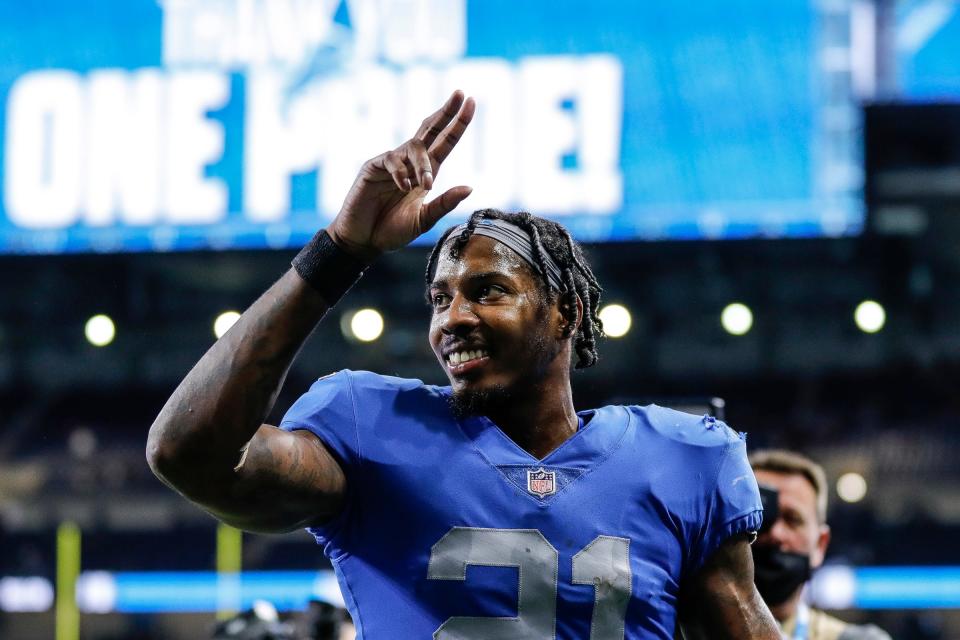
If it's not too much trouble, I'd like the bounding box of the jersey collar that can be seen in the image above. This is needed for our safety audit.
[456,404,631,470]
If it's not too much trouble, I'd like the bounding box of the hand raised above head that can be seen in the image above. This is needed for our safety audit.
[328,90,476,262]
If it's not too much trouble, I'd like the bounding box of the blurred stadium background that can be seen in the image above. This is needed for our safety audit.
[2,0,960,637]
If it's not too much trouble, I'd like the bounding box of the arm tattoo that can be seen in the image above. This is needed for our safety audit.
[147,269,345,532]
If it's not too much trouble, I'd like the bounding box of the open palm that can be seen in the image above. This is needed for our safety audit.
[328,91,476,260]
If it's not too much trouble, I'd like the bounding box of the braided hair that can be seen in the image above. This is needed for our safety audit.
[425,209,604,369]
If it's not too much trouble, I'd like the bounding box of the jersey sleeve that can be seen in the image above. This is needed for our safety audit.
[691,432,763,574]
[279,369,361,472]
[278,370,364,549]
[278,370,430,550]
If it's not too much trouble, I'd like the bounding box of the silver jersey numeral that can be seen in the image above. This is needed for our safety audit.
[428,527,559,639]
[428,528,632,640]
[572,536,632,639]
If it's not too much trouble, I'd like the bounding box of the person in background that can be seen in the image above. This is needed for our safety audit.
[750,449,892,640]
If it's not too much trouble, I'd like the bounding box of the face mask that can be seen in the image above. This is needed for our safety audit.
[751,545,812,606]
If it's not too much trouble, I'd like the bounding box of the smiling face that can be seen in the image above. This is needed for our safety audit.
[428,235,569,415]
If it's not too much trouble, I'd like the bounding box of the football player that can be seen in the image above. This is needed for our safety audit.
[148,91,780,639]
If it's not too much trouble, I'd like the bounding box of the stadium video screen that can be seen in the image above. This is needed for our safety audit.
[896,0,960,99]
[0,0,863,254]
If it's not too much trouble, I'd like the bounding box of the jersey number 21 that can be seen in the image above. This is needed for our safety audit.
[428,527,632,639]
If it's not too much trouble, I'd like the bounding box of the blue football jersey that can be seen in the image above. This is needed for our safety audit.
[280,370,762,639]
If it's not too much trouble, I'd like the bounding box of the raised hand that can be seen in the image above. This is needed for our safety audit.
[327,90,476,261]
[148,96,475,537]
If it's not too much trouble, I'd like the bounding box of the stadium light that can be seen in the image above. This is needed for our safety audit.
[347,309,384,342]
[213,311,241,339]
[836,472,868,503]
[810,565,856,610]
[0,576,54,612]
[84,314,115,347]
[854,300,885,333]
[721,303,753,336]
[598,304,632,338]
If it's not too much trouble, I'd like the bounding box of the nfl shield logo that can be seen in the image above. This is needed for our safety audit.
[527,467,556,498]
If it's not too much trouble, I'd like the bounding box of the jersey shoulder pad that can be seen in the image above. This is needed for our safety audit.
[629,404,745,449]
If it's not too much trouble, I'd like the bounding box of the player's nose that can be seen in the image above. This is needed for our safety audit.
[441,292,480,335]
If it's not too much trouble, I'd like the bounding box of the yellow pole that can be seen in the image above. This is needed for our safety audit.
[216,523,243,619]
[55,522,81,640]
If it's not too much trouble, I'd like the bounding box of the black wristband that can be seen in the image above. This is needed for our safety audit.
[292,230,369,305]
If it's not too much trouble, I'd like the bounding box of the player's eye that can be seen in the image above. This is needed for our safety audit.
[431,293,451,308]
[477,285,505,300]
